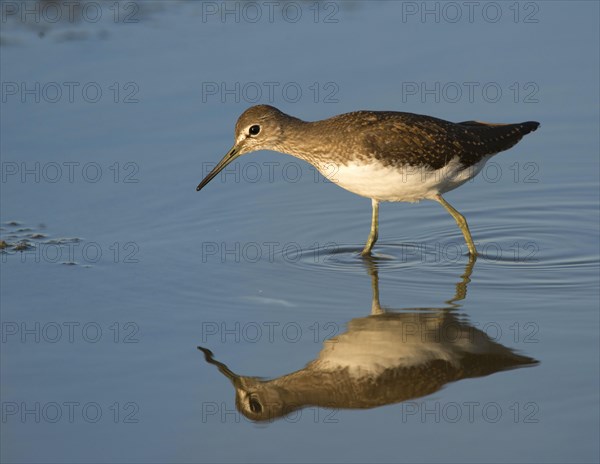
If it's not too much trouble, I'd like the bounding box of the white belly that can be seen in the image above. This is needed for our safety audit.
[317,156,492,202]
[313,314,486,377]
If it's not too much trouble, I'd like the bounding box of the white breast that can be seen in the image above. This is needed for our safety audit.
[317,156,493,202]
[313,315,482,377]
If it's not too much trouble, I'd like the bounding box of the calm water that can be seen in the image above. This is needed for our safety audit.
[1,1,599,463]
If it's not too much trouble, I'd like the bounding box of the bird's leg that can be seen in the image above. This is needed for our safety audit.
[435,194,477,256]
[361,199,379,257]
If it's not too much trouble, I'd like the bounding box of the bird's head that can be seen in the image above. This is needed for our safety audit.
[196,105,288,191]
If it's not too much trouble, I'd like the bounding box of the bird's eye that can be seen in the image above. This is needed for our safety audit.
[248,396,262,413]
[249,125,260,136]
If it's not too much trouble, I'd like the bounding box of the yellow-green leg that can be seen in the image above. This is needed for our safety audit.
[361,199,379,256]
[435,194,477,256]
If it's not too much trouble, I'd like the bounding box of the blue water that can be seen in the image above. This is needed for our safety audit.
[1,1,598,463]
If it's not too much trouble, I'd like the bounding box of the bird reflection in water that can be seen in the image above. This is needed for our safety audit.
[198,257,538,422]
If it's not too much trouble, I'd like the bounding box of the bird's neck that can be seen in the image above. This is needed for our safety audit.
[275,117,339,167]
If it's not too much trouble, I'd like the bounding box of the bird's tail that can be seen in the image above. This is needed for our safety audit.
[457,120,540,155]
[459,120,540,133]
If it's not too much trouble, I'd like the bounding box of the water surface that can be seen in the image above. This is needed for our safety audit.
[1,2,598,463]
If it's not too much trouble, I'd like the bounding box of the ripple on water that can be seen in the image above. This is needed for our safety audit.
[286,241,473,274]
[277,225,598,297]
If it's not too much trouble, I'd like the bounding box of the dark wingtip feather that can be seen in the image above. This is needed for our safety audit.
[522,121,540,133]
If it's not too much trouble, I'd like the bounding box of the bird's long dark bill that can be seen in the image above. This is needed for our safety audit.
[196,146,239,191]
[197,346,238,383]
